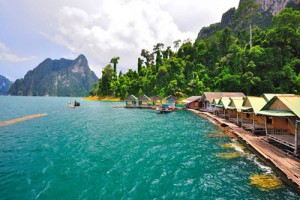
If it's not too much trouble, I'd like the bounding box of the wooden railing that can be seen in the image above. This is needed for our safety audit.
[267,129,290,135]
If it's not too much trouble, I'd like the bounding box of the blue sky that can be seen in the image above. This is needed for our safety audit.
[0,0,239,81]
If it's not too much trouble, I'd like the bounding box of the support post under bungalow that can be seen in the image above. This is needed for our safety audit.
[241,111,243,127]
[237,112,239,126]
[295,120,299,154]
[265,116,268,136]
[252,113,255,133]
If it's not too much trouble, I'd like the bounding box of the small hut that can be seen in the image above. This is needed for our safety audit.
[227,97,244,124]
[165,95,177,105]
[200,92,245,112]
[152,95,162,106]
[215,97,231,119]
[259,96,300,154]
[138,94,151,107]
[182,96,201,109]
[238,96,267,133]
[125,95,138,107]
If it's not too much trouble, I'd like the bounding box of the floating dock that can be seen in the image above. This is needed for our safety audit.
[188,109,300,188]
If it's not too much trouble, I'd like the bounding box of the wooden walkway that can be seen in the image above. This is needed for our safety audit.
[188,109,300,188]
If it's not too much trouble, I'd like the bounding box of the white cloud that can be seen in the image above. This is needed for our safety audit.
[0,42,36,62]
[50,0,197,75]
[0,0,240,78]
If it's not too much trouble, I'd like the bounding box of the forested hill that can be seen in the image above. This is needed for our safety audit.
[197,0,300,40]
[91,7,300,99]
[9,55,98,97]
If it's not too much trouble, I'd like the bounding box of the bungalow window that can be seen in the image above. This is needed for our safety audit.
[246,113,250,118]
[267,117,272,124]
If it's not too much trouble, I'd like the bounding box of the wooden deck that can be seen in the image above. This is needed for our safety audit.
[268,134,296,149]
[188,109,300,188]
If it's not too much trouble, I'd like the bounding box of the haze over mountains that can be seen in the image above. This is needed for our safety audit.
[8,55,98,97]
[0,75,12,95]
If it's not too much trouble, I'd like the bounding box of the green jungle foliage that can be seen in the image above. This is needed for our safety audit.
[91,8,300,99]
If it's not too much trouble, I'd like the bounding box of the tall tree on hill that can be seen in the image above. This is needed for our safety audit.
[141,49,154,67]
[101,64,115,97]
[173,40,181,52]
[137,57,143,73]
[153,43,164,72]
[110,57,120,75]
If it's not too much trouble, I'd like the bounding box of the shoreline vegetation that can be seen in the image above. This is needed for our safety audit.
[84,95,186,105]
[84,96,121,102]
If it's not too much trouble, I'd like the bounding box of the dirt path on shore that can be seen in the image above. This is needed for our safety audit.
[0,114,47,127]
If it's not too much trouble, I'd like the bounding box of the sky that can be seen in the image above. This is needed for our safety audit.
[0,0,240,81]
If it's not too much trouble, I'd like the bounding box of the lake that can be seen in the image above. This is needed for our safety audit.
[0,96,299,199]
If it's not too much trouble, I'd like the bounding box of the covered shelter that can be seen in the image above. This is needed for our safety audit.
[238,96,267,133]
[259,96,300,154]
[125,95,138,107]
[215,97,231,119]
[211,98,220,114]
[227,97,244,124]
[182,96,201,109]
[165,95,176,105]
[200,92,245,113]
[152,95,162,106]
[138,94,151,107]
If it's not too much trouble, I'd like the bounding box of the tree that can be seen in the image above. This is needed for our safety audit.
[173,40,181,52]
[101,64,115,96]
[110,57,120,74]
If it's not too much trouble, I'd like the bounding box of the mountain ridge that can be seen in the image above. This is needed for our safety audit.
[9,54,98,97]
[197,0,300,40]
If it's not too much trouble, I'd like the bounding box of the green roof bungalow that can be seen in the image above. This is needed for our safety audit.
[215,97,231,119]
[165,95,176,105]
[200,92,245,113]
[152,95,162,106]
[138,94,151,107]
[125,95,138,107]
[227,97,244,124]
[211,98,220,114]
[263,93,295,101]
[259,96,300,154]
[182,96,201,109]
[238,96,267,134]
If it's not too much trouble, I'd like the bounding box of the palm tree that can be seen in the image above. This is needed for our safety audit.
[110,57,120,74]
[173,40,181,52]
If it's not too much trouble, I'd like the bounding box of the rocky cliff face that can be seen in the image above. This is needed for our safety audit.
[9,54,98,97]
[197,0,300,40]
[254,0,300,15]
[0,75,12,95]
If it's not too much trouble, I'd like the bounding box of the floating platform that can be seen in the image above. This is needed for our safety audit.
[188,109,300,189]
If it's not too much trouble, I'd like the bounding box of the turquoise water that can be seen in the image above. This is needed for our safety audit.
[0,96,299,199]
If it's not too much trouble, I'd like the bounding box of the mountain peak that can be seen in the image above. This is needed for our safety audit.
[9,55,98,97]
[197,0,300,40]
